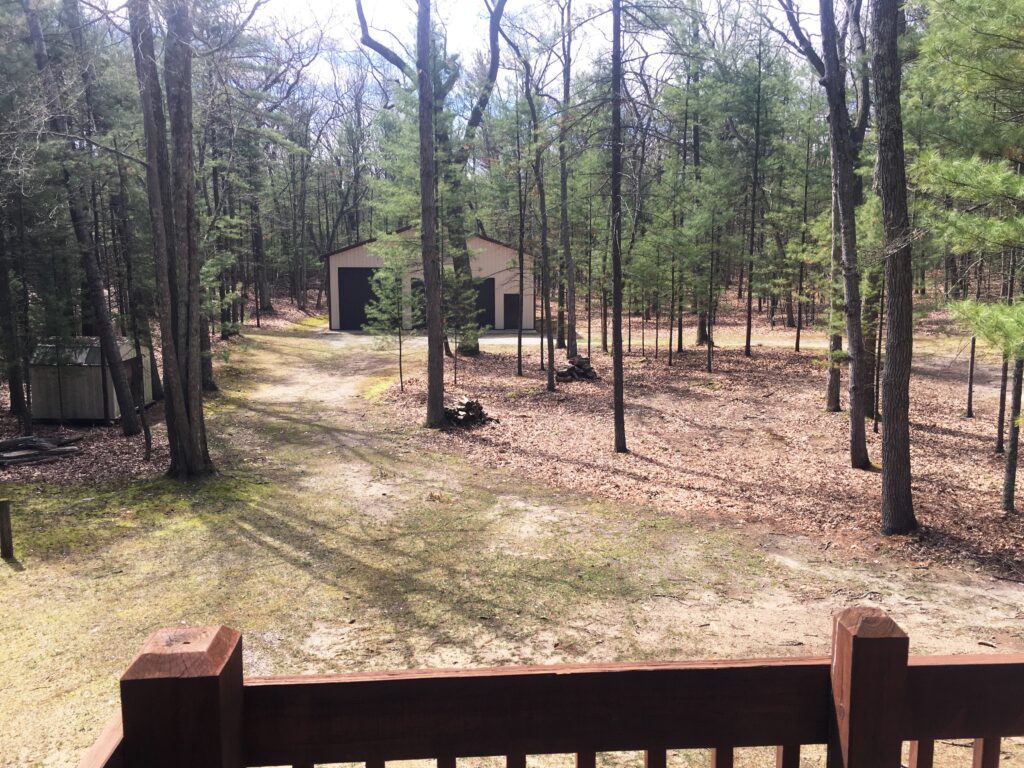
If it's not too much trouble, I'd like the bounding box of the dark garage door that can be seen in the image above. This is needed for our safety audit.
[475,277,496,329]
[338,267,376,330]
[503,293,521,330]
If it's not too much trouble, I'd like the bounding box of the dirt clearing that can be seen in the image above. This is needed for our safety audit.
[1,317,1022,766]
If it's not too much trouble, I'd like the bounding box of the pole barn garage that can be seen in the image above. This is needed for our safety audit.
[322,232,536,333]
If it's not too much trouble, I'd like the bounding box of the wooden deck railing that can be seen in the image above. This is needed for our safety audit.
[77,607,1024,768]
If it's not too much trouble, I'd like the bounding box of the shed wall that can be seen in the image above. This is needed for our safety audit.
[30,349,154,422]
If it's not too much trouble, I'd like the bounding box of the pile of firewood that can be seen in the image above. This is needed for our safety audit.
[444,397,497,427]
[556,355,599,383]
[0,435,82,468]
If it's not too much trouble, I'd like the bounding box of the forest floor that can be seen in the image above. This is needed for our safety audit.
[388,299,1024,578]
[1,302,1023,767]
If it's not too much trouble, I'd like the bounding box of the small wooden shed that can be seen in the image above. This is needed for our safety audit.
[30,337,155,422]
[322,230,536,332]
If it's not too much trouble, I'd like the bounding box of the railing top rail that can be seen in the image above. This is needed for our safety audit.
[243,654,834,687]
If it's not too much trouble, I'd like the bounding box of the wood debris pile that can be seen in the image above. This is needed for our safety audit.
[444,397,497,427]
[0,435,83,467]
[556,355,599,383]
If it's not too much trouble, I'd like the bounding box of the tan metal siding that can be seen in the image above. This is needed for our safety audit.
[326,235,534,331]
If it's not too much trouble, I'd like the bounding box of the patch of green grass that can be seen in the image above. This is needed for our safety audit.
[360,374,400,401]
[4,473,272,561]
[294,313,328,329]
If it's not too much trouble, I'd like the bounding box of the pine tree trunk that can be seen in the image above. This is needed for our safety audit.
[872,0,917,533]
[516,48,556,392]
[611,0,626,452]
[744,34,763,358]
[0,226,28,425]
[129,0,212,477]
[821,0,869,467]
[1004,358,1024,511]
[559,3,577,358]
[997,251,1016,452]
[862,263,883,416]
[417,0,445,427]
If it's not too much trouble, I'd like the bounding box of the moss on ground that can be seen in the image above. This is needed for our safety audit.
[4,473,271,561]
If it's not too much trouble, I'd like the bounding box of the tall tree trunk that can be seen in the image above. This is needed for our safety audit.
[1005,358,1024,511]
[251,194,273,314]
[862,262,883,417]
[114,140,154,459]
[872,0,917,533]
[796,131,811,352]
[822,0,870,468]
[559,0,577,358]
[744,30,763,358]
[512,43,556,391]
[611,0,627,452]
[166,0,213,473]
[129,0,212,477]
[997,251,1015,453]
[0,225,28,427]
[826,185,843,412]
[966,259,982,416]
[515,83,527,378]
[417,0,445,427]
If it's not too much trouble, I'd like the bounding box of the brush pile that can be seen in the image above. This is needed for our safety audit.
[556,355,599,383]
[444,397,497,427]
[0,435,83,467]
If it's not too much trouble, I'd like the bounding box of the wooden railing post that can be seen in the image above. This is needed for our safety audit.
[828,607,908,768]
[119,626,243,768]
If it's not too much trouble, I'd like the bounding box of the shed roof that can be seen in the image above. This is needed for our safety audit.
[31,337,139,366]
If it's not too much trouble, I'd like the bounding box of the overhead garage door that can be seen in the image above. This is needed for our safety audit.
[475,277,496,329]
[338,267,376,330]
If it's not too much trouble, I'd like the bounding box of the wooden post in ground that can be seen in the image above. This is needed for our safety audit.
[0,499,12,560]
[828,607,908,768]
[119,626,243,768]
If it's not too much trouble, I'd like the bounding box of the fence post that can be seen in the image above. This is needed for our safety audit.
[1,499,13,560]
[828,607,908,768]
[119,626,243,768]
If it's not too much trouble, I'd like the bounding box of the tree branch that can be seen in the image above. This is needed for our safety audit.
[354,0,414,81]
[776,0,825,75]
[451,0,508,168]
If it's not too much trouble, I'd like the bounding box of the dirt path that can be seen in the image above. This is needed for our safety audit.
[1,322,1022,766]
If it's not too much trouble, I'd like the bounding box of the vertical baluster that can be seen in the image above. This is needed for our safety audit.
[507,754,527,768]
[711,747,733,768]
[576,751,596,768]
[645,748,667,768]
[909,741,934,768]
[775,744,800,768]
[973,738,1001,768]
[367,760,385,768]
[438,756,457,768]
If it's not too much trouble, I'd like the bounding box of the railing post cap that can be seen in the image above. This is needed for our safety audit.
[122,625,241,682]
[833,607,907,640]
